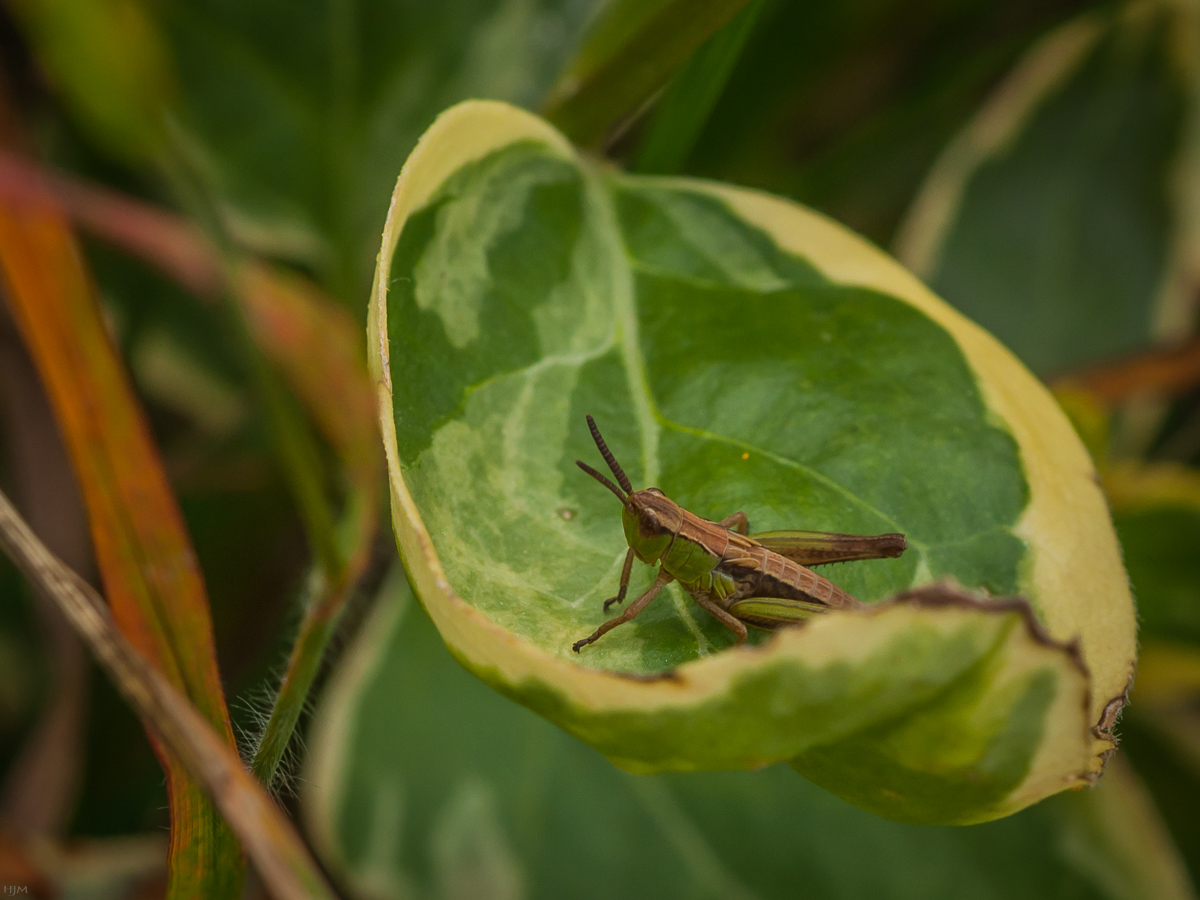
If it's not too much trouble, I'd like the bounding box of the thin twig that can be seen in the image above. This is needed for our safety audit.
[0,488,338,900]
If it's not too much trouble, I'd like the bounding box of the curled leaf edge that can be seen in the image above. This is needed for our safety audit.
[367,99,1133,817]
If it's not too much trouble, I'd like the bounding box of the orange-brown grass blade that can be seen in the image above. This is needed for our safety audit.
[0,154,379,492]
[0,488,337,900]
[0,152,379,484]
[1055,334,1200,408]
[0,149,220,298]
[0,150,383,787]
[0,188,244,897]
[234,262,380,515]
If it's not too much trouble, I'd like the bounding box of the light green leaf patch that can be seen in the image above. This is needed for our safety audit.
[369,101,1136,824]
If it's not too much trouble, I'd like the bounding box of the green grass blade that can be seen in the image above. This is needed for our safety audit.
[543,0,753,147]
[255,362,344,581]
[252,577,340,786]
[634,0,762,174]
[252,488,376,788]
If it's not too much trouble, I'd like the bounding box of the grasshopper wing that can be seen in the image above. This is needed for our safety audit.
[750,530,906,566]
[727,597,830,630]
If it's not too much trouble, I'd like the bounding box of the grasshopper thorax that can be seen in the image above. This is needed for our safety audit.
[621,489,683,564]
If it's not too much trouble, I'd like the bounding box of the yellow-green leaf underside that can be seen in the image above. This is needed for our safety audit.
[304,580,1189,900]
[367,100,1136,824]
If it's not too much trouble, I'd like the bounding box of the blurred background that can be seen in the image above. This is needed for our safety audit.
[1,0,1199,897]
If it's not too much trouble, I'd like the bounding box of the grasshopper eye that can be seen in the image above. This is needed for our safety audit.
[638,508,661,536]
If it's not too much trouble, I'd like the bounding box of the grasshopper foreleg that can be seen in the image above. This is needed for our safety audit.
[718,511,749,534]
[692,593,748,644]
[603,548,637,611]
[574,569,674,653]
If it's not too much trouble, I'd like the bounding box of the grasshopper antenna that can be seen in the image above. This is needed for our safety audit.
[576,461,628,503]
[586,415,634,494]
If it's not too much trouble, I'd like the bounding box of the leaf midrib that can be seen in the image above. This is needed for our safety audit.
[586,165,712,653]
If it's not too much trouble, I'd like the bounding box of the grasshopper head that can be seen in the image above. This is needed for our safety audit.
[622,489,682,563]
[576,415,681,564]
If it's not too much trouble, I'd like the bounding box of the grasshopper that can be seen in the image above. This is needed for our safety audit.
[573,415,907,652]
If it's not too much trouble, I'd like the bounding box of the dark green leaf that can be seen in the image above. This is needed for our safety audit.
[685,0,1081,246]
[897,6,1192,374]
[1115,504,1200,645]
[633,0,763,174]
[160,0,596,304]
[543,0,753,147]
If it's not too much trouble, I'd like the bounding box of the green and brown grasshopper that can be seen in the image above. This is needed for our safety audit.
[573,415,907,652]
